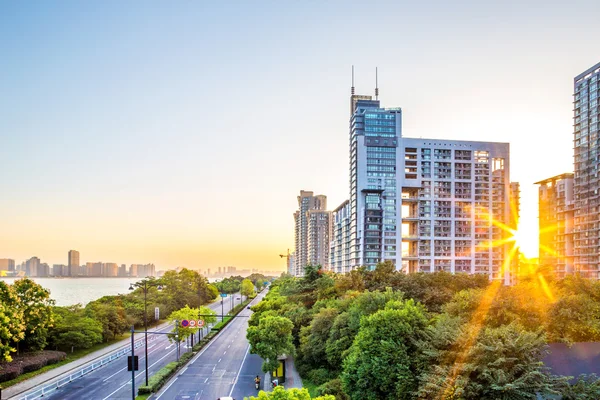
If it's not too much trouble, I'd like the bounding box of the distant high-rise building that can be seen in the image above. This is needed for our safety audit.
[293,191,328,276]
[0,259,15,272]
[52,264,68,276]
[118,264,127,277]
[68,250,80,277]
[132,263,155,278]
[329,88,513,283]
[307,209,331,268]
[288,252,295,275]
[103,263,118,277]
[38,263,50,277]
[573,62,600,278]
[25,257,40,277]
[218,266,222,275]
[536,173,575,278]
[88,262,103,276]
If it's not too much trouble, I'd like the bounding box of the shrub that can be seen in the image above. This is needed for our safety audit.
[0,363,22,383]
[316,379,349,400]
[308,368,333,385]
[137,361,178,394]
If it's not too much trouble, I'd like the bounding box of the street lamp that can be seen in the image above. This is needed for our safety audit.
[129,279,163,386]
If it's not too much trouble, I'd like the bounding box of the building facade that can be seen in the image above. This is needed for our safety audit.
[0,259,15,271]
[573,62,600,279]
[293,191,328,276]
[25,257,40,277]
[307,210,331,268]
[329,93,514,283]
[68,250,80,277]
[536,173,575,278]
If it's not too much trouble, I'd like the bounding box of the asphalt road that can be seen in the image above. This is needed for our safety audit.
[154,291,267,400]
[42,296,239,400]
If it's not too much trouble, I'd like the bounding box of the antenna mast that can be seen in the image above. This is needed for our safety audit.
[375,67,379,100]
[351,65,355,95]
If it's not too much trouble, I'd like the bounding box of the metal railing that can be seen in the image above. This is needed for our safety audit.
[15,334,158,400]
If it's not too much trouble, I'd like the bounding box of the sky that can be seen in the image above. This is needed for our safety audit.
[1,1,599,271]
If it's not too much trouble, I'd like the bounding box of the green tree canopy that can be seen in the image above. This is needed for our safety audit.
[12,278,55,351]
[167,305,216,343]
[244,386,334,400]
[247,315,295,373]
[341,299,429,400]
[241,278,256,299]
[0,281,25,362]
[49,305,103,350]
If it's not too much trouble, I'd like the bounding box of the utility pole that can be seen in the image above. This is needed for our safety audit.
[130,326,135,400]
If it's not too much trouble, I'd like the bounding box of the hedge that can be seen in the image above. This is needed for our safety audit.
[0,351,66,383]
[137,362,178,394]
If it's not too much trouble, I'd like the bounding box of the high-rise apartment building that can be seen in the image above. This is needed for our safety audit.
[52,264,68,276]
[293,191,329,276]
[536,173,575,278]
[573,62,600,278]
[68,250,80,277]
[307,210,331,269]
[330,90,514,283]
[0,259,15,271]
[103,263,118,277]
[25,257,40,277]
[132,263,156,278]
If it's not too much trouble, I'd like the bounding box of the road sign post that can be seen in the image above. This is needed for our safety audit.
[154,307,159,321]
[220,293,227,322]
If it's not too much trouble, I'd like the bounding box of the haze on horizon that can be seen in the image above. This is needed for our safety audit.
[1,1,599,270]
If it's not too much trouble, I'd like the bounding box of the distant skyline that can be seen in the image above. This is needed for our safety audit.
[2,1,599,269]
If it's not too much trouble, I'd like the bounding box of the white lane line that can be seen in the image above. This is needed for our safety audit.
[156,374,178,400]
[102,348,176,400]
[224,351,227,355]
[229,344,250,396]
[228,344,231,348]
[204,377,209,383]
[180,366,188,374]
[218,358,221,363]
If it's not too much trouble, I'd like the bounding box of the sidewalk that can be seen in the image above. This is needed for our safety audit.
[3,322,171,399]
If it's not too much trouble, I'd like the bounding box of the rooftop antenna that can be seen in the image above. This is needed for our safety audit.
[351,65,355,95]
[375,67,379,100]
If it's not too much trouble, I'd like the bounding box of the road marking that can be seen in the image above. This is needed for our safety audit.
[156,375,178,400]
[102,348,176,400]
[224,351,227,355]
[204,377,209,383]
[218,358,221,363]
[228,344,231,348]
[229,344,250,396]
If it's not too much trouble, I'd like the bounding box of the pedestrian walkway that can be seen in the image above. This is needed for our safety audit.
[261,355,303,393]
[3,322,170,399]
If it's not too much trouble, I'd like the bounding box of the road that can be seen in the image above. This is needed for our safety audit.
[154,290,267,400]
[41,295,240,400]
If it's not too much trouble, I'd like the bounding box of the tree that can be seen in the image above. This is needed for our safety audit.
[49,305,103,350]
[12,278,55,351]
[0,281,25,362]
[547,294,600,343]
[85,297,129,341]
[418,322,561,400]
[167,305,216,343]
[558,374,600,400]
[244,386,335,400]
[247,316,295,373]
[341,299,429,400]
[241,279,256,300]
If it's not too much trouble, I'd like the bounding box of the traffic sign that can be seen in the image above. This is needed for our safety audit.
[197,320,204,327]
[189,320,196,327]
[127,355,139,371]
[181,320,189,327]
[220,293,227,297]
[154,307,160,320]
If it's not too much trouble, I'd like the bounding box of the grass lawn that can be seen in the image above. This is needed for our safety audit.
[136,394,151,400]
[0,332,130,388]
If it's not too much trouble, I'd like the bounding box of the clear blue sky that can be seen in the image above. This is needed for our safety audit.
[1,1,599,269]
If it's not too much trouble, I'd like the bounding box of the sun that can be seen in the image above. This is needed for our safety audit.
[509,225,538,259]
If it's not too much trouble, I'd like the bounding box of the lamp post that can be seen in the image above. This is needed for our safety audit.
[129,279,162,386]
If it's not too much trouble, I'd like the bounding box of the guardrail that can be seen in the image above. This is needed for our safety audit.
[15,334,159,400]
